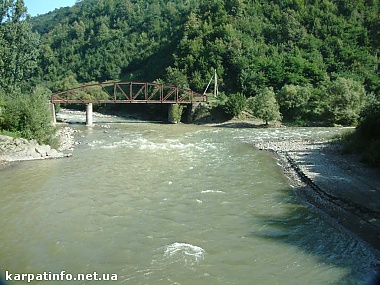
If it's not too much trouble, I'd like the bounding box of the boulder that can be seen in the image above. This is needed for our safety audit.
[14,138,28,146]
[26,146,42,159]
[0,135,13,142]
[35,145,51,157]
[47,148,63,158]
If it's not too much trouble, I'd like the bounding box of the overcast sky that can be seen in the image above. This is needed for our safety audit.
[24,0,77,16]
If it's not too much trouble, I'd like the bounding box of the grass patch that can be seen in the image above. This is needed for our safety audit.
[0,130,20,139]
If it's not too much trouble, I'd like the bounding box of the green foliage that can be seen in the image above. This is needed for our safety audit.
[0,0,40,92]
[168,104,183,123]
[338,96,380,167]
[25,0,379,99]
[0,91,5,127]
[357,98,380,140]
[11,0,377,127]
[223,92,247,118]
[0,1,56,146]
[53,74,79,93]
[0,130,21,139]
[360,140,380,167]
[215,92,228,106]
[277,84,312,121]
[1,86,56,145]
[80,83,109,101]
[164,67,189,89]
[251,87,282,125]
[326,77,366,125]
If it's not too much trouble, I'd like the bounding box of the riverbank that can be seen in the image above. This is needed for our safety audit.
[253,139,380,251]
[0,127,78,164]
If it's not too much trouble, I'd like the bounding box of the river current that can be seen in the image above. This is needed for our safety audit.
[0,113,378,285]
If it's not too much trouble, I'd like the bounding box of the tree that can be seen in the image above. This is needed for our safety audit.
[223,92,247,118]
[326,77,366,125]
[252,87,282,125]
[0,0,40,92]
[164,67,189,89]
[277,84,312,121]
[0,1,56,146]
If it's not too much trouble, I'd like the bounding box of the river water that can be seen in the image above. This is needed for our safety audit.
[0,113,378,285]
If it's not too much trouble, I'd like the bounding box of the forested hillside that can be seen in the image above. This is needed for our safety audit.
[32,0,379,89]
[29,0,380,124]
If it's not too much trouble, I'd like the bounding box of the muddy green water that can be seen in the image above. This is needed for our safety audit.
[0,118,378,285]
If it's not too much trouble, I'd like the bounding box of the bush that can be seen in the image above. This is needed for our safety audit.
[276,84,312,121]
[326,78,366,125]
[1,86,56,145]
[357,100,380,140]
[168,104,183,123]
[361,140,380,167]
[223,92,247,118]
[338,97,380,167]
[251,87,282,125]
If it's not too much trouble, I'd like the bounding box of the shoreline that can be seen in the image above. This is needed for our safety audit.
[253,139,380,252]
[0,127,78,164]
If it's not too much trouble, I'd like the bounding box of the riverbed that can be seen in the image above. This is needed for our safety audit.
[0,116,378,284]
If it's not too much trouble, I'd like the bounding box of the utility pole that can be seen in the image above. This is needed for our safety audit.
[203,69,218,97]
[214,69,218,97]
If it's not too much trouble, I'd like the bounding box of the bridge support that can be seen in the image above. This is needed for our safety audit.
[184,103,200,123]
[86,103,93,126]
[49,103,56,125]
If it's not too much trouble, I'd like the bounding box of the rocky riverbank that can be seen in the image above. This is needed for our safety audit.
[253,139,380,251]
[0,127,78,164]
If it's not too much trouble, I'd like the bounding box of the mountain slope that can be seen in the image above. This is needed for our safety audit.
[30,0,379,96]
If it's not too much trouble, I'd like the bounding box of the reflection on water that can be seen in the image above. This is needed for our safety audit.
[0,121,378,285]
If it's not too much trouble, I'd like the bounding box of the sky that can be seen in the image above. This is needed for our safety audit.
[23,0,77,17]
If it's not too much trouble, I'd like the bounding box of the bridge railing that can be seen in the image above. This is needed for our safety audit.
[50,81,208,104]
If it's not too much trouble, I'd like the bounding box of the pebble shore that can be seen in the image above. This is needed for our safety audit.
[253,138,380,251]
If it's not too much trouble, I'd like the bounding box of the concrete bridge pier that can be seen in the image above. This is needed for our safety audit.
[86,103,93,126]
[49,103,56,125]
[185,103,200,123]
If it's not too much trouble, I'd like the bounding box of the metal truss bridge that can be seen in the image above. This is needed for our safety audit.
[50,81,208,104]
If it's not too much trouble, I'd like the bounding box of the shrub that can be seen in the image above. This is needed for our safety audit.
[251,87,282,125]
[357,100,380,140]
[223,92,247,118]
[1,87,56,145]
[168,104,183,123]
[276,84,312,121]
[326,78,366,125]
[338,96,380,167]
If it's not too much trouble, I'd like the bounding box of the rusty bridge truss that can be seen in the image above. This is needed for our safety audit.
[50,81,208,104]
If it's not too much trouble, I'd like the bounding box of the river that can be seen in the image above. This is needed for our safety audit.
[0,113,378,285]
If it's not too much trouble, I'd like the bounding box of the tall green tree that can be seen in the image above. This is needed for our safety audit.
[277,84,312,121]
[326,77,366,125]
[252,87,282,125]
[0,1,55,145]
[0,0,40,92]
